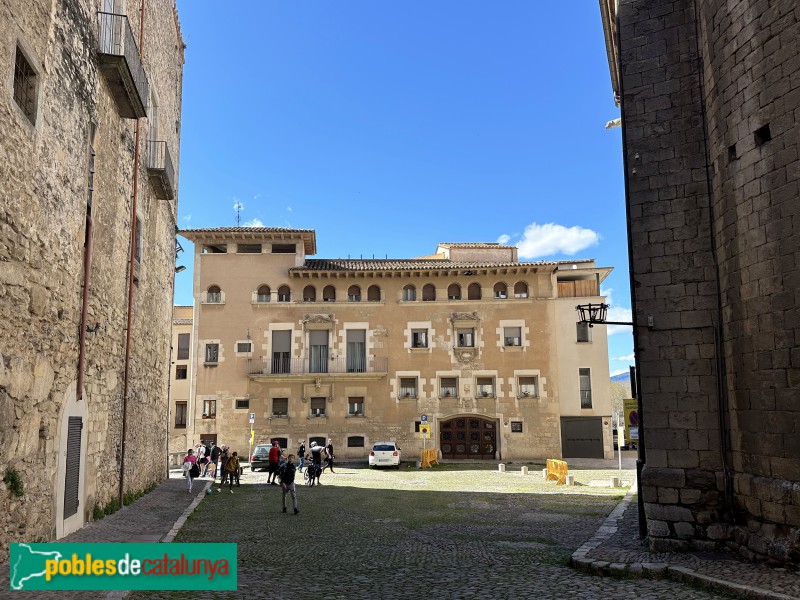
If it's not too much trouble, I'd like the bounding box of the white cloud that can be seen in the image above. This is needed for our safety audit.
[243,218,264,227]
[513,222,600,259]
[253,193,262,200]
[607,306,633,336]
[614,353,635,361]
[286,206,293,212]
[496,234,510,245]
[181,213,191,224]
[610,368,629,377]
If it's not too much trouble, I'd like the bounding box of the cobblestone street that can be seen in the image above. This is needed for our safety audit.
[130,463,731,600]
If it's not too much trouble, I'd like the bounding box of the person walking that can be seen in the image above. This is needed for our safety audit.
[309,441,324,486]
[323,438,336,474]
[201,442,213,477]
[183,448,199,494]
[218,446,230,491]
[225,451,241,494]
[297,440,306,472]
[278,454,299,515]
[208,442,222,478]
[266,441,283,485]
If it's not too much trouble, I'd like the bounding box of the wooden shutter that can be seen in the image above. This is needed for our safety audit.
[64,416,82,518]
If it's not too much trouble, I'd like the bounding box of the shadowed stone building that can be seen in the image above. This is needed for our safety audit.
[600,0,799,563]
[180,227,614,463]
[0,0,184,554]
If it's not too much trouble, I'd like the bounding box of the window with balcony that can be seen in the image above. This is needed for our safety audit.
[411,329,428,349]
[174,401,187,428]
[348,285,361,302]
[367,285,381,302]
[235,399,250,409]
[202,399,216,418]
[447,283,461,300]
[310,397,326,417]
[440,377,458,398]
[348,397,364,416]
[476,377,494,398]
[177,332,190,359]
[309,330,329,373]
[400,377,418,398]
[175,365,187,380]
[467,282,481,300]
[272,330,291,374]
[204,343,219,364]
[514,281,529,298]
[493,282,508,299]
[577,322,592,343]
[256,285,271,303]
[518,376,538,398]
[206,285,222,304]
[422,284,436,301]
[346,330,366,372]
[272,398,288,417]
[504,327,522,347]
[323,285,336,302]
[579,368,592,408]
[303,285,317,302]
[13,46,37,125]
[402,284,416,301]
[277,285,291,302]
[457,328,474,348]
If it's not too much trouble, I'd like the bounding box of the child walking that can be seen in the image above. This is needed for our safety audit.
[225,451,240,493]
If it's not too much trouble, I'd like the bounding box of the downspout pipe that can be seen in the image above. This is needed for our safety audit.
[76,213,93,401]
[119,0,147,508]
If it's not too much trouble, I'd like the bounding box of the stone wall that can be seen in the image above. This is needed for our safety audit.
[616,0,800,564]
[0,0,183,559]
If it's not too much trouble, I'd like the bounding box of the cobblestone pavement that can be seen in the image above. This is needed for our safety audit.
[574,481,800,600]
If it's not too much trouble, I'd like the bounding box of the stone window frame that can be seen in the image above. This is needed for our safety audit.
[235,398,250,410]
[12,43,40,126]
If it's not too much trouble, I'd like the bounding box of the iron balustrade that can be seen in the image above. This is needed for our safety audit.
[247,356,388,376]
[146,141,175,200]
[97,12,149,118]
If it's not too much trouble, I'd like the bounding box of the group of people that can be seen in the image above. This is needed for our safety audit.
[183,441,242,494]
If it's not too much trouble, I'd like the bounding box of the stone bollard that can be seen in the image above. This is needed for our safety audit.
[542,468,548,479]
[610,476,620,488]
[499,463,506,472]
[565,474,575,486]
[521,466,528,475]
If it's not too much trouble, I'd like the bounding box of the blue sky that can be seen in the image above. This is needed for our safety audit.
[173,0,635,375]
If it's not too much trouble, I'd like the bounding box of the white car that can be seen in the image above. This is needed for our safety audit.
[369,442,401,469]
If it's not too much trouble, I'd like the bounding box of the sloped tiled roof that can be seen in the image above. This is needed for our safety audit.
[437,242,511,248]
[291,258,558,273]
[179,227,316,254]
[181,227,314,234]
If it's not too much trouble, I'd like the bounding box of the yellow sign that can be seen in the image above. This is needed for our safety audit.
[419,424,431,439]
[623,398,639,444]
[249,430,254,444]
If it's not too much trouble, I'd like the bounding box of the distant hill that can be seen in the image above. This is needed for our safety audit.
[610,371,631,383]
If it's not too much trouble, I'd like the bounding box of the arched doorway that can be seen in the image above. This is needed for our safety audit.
[439,416,496,459]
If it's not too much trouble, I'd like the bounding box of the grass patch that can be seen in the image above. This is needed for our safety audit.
[3,466,24,497]
[93,482,159,521]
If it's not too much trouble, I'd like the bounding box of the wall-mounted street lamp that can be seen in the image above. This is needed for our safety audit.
[175,265,186,273]
[576,302,653,329]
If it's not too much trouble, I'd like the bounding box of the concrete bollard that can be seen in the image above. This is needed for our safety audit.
[521,466,528,475]
[498,463,506,472]
[542,468,548,478]
[610,476,620,488]
[565,474,575,486]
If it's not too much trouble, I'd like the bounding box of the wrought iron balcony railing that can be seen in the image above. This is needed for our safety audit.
[147,141,176,200]
[97,12,149,119]
[247,356,388,376]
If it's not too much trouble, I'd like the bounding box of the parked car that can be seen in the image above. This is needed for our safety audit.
[369,442,401,469]
[250,444,271,471]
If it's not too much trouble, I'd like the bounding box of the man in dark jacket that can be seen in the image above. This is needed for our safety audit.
[209,443,222,480]
[266,441,283,485]
[279,455,299,515]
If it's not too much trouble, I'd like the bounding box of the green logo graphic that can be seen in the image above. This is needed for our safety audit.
[9,543,237,591]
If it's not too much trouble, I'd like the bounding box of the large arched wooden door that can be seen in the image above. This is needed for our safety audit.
[439,416,496,459]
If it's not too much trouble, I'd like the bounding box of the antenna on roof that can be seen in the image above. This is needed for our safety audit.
[234,201,243,226]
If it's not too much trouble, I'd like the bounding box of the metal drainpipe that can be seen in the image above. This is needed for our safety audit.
[76,214,93,402]
[119,0,147,508]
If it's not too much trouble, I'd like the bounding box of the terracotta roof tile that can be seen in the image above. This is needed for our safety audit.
[290,258,557,272]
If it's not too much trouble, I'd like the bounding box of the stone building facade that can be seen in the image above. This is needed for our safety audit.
[168,306,193,456]
[180,227,613,463]
[600,0,799,563]
[0,0,184,555]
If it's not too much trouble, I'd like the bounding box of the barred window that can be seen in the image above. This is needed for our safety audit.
[13,47,37,124]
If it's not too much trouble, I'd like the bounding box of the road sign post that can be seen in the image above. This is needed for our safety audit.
[248,413,255,469]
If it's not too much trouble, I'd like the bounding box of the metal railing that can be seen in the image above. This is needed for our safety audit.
[97,12,149,114]
[247,355,388,376]
[147,140,175,199]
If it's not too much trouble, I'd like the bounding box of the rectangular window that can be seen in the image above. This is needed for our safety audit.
[347,436,365,448]
[511,421,523,433]
[205,343,219,363]
[202,244,227,254]
[177,333,190,360]
[518,376,538,398]
[236,341,252,353]
[237,244,261,253]
[175,365,187,380]
[134,216,143,264]
[504,327,521,347]
[476,377,494,397]
[13,47,37,124]
[235,399,249,409]
[346,330,366,372]
[272,243,296,254]
[411,329,428,348]
[579,368,592,408]
[348,397,364,416]
[202,399,216,418]
[440,377,458,398]
[272,330,291,374]
[400,377,418,398]
[457,328,474,347]
[309,330,329,373]
[272,398,288,417]
[310,397,326,417]
[414,421,422,433]
[174,402,187,428]
[577,322,592,343]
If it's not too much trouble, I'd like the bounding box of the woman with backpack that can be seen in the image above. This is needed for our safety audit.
[183,448,199,494]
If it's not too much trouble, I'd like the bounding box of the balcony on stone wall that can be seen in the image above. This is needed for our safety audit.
[97,12,149,119]
[147,141,175,200]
